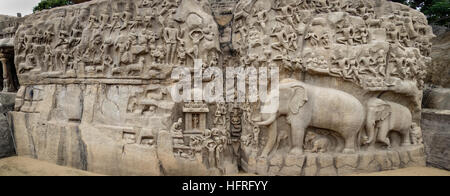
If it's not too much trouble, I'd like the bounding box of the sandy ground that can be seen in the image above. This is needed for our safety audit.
[1,156,449,176]
[351,167,450,176]
[0,156,101,176]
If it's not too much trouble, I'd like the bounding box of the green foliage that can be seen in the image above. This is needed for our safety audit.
[33,0,73,12]
[390,0,450,26]
[424,0,450,26]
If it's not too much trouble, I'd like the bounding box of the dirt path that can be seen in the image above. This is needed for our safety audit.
[1,156,449,176]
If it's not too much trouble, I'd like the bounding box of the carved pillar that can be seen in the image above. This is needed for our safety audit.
[0,53,9,92]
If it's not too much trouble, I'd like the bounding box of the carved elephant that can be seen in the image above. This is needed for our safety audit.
[255,79,365,157]
[363,98,412,147]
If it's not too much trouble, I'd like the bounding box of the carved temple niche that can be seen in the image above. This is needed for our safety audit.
[183,101,209,138]
[0,15,22,92]
[0,48,19,92]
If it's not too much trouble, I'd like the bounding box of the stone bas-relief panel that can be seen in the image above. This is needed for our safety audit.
[232,0,432,175]
[12,0,432,176]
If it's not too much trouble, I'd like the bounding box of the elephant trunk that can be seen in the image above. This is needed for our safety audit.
[255,113,277,127]
[364,112,376,144]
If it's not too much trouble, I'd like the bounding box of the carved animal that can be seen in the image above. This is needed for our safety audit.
[305,132,330,153]
[363,98,412,147]
[126,58,145,75]
[364,16,383,28]
[311,137,329,153]
[255,79,365,157]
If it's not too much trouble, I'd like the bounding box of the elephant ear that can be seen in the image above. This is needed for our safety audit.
[375,103,392,121]
[289,86,308,115]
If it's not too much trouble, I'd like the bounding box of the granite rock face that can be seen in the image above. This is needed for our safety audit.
[427,26,450,88]
[0,92,16,158]
[11,0,432,175]
[421,109,450,170]
[423,87,450,110]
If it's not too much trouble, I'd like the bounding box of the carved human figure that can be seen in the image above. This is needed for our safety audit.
[319,33,330,49]
[271,22,290,52]
[192,114,200,129]
[343,58,361,83]
[386,23,399,43]
[171,118,183,134]
[214,102,227,126]
[109,13,122,33]
[177,40,187,66]
[163,20,182,64]
[330,49,348,77]
[305,30,319,47]
[336,24,354,45]
[254,6,268,29]
[354,28,369,45]
[328,0,340,12]
[188,29,204,59]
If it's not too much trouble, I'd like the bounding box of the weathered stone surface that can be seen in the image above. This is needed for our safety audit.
[387,151,401,169]
[279,165,302,176]
[358,153,379,173]
[10,0,434,176]
[269,154,283,166]
[268,166,281,176]
[423,87,450,110]
[303,154,318,176]
[427,26,450,88]
[256,157,269,175]
[422,109,450,170]
[0,92,15,158]
[0,113,14,158]
[284,154,305,168]
[374,151,392,170]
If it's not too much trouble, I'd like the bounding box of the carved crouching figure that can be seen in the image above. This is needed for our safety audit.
[254,79,365,157]
[363,98,412,148]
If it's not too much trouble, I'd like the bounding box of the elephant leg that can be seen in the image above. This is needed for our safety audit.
[289,120,308,155]
[401,128,412,146]
[260,121,277,158]
[343,133,357,154]
[376,122,391,147]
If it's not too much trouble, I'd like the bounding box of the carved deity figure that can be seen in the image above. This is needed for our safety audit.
[336,24,355,45]
[305,30,319,47]
[254,6,268,29]
[214,102,227,126]
[171,118,184,141]
[320,33,330,49]
[163,20,182,65]
[177,40,187,66]
[386,23,399,44]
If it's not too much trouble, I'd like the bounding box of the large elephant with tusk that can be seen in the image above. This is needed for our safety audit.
[363,98,412,147]
[254,79,365,157]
